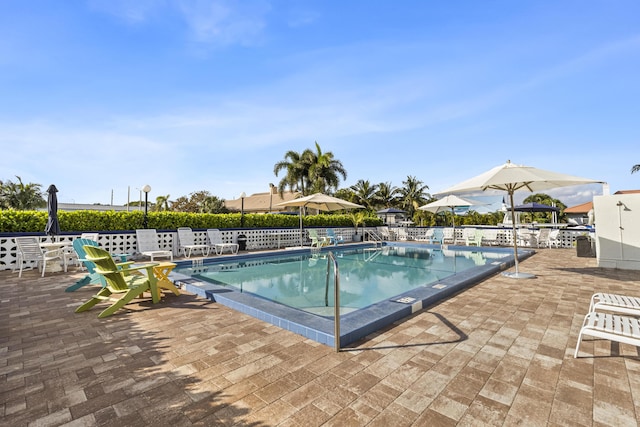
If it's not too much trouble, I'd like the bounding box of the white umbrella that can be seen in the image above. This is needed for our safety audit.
[418,195,485,226]
[437,160,604,279]
[275,193,365,247]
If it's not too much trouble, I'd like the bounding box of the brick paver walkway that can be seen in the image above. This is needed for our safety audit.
[2,248,640,426]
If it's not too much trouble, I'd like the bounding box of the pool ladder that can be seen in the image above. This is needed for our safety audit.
[325,251,341,352]
[364,230,383,248]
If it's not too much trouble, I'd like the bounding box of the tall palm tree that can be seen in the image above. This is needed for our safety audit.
[350,179,378,209]
[1,176,46,210]
[155,194,171,211]
[397,175,430,218]
[375,182,399,208]
[632,164,640,174]
[274,150,309,196]
[304,141,347,194]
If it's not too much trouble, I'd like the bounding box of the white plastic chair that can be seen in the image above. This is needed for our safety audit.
[135,229,173,261]
[15,236,66,277]
[177,227,209,258]
[206,229,239,255]
[548,229,562,248]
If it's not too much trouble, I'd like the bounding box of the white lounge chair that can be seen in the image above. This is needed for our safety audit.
[135,229,173,261]
[481,228,499,246]
[206,229,239,255]
[589,293,640,316]
[177,227,209,258]
[376,226,394,241]
[574,312,640,358]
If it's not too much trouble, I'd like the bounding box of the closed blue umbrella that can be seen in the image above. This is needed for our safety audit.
[44,184,61,238]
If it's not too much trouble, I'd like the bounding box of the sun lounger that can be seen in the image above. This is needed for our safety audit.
[589,292,640,316]
[574,311,640,358]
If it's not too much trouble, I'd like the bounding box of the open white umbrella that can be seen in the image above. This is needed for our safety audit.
[418,195,485,226]
[437,160,604,279]
[275,193,365,247]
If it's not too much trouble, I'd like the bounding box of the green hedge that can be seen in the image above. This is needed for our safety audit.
[0,210,383,233]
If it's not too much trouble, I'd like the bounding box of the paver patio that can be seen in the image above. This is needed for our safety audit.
[2,248,640,426]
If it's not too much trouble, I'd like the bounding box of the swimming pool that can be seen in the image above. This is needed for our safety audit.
[170,243,529,347]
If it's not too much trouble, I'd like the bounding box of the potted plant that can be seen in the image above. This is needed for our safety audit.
[350,211,365,242]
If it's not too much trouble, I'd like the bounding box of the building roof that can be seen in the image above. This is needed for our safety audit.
[224,190,300,213]
[614,190,640,194]
[564,201,593,214]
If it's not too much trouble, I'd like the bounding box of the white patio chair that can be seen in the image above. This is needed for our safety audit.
[536,228,550,248]
[548,229,562,248]
[442,228,455,244]
[481,228,499,246]
[135,229,173,261]
[177,227,210,258]
[15,236,66,277]
[206,229,239,255]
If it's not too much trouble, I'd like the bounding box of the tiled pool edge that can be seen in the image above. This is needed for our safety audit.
[171,244,533,347]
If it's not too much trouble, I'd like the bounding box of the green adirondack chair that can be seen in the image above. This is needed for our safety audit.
[75,245,159,318]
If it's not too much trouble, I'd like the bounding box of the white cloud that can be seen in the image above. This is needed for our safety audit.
[177,0,271,47]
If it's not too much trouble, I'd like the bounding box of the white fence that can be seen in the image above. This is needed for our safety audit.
[0,226,582,272]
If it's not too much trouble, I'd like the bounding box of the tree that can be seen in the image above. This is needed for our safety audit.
[172,191,227,213]
[334,188,356,203]
[397,175,430,219]
[350,179,378,210]
[274,150,309,196]
[0,176,46,210]
[522,193,567,223]
[155,194,171,211]
[632,164,640,174]
[304,141,347,194]
[375,182,399,208]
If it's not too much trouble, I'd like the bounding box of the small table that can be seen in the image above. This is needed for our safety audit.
[152,262,180,296]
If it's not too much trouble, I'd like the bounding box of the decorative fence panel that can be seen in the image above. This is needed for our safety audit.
[0,226,586,272]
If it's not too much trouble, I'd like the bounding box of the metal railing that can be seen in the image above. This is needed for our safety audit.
[325,251,341,352]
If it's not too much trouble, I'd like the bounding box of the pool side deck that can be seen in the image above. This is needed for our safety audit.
[2,248,640,425]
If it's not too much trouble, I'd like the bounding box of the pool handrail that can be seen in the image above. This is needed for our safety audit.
[326,251,341,352]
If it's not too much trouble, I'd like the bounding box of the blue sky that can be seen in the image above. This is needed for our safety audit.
[1,1,639,208]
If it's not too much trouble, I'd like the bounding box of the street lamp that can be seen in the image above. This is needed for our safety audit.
[240,192,246,227]
[142,185,151,228]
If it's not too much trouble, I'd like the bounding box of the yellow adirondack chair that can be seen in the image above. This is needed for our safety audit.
[75,245,159,318]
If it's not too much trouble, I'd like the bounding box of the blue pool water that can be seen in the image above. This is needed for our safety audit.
[170,243,527,347]
[174,246,499,316]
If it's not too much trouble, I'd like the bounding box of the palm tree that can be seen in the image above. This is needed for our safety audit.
[397,175,430,219]
[1,176,46,210]
[350,179,378,209]
[375,182,399,208]
[632,164,640,174]
[274,150,309,196]
[304,141,347,194]
[155,194,171,211]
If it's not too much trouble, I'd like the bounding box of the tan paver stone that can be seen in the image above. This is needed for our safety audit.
[3,249,640,426]
[429,394,470,421]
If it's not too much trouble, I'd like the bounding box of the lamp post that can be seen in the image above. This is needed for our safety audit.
[142,185,151,228]
[240,192,246,227]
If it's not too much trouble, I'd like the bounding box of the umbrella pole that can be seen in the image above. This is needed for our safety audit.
[509,193,519,274]
[299,207,304,247]
[504,191,535,279]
